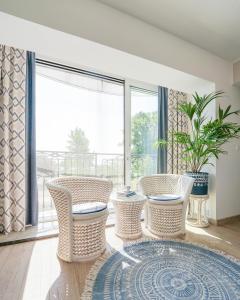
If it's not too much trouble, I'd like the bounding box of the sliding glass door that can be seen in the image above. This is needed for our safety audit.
[36,63,124,222]
[130,87,159,188]
[36,62,161,222]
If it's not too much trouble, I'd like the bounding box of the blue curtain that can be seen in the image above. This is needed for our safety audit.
[158,86,168,173]
[26,52,38,226]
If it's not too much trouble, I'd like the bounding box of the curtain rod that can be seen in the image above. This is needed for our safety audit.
[36,58,124,85]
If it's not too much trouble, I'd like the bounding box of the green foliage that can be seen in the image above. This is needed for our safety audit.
[132,112,158,155]
[67,127,90,153]
[131,111,158,178]
[158,91,240,172]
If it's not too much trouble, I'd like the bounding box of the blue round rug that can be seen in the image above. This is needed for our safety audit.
[83,240,240,300]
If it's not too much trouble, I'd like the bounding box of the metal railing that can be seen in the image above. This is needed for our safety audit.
[37,150,124,222]
[37,151,157,222]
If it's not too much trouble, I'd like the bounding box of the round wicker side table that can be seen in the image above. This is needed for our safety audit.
[187,194,209,228]
[112,195,146,239]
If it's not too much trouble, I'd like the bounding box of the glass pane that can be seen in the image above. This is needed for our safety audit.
[131,87,158,189]
[36,65,124,222]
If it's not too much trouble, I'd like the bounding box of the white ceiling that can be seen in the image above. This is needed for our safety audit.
[97,0,240,62]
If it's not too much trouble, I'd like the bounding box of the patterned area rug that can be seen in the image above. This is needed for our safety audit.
[82,240,240,299]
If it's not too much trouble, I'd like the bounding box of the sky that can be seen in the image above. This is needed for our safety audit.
[36,65,157,154]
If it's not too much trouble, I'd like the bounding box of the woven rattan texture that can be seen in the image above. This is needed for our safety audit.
[47,177,112,262]
[139,175,194,237]
[113,199,145,239]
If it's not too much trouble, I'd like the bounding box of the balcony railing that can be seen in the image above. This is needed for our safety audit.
[37,150,124,222]
[37,150,157,222]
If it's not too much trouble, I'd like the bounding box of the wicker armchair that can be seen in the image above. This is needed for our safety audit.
[138,174,194,237]
[47,177,113,262]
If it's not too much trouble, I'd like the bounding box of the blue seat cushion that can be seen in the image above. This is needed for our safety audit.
[72,202,107,215]
[148,194,181,201]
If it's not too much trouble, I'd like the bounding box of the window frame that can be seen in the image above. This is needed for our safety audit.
[36,59,160,189]
[124,80,159,186]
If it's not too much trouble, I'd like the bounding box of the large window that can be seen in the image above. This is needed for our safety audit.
[36,63,124,222]
[36,62,161,223]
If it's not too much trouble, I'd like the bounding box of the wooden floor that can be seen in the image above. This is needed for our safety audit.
[0,221,240,300]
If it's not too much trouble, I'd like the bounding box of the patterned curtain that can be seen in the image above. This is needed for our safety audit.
[167,89,189,174]
[0,45,26,233]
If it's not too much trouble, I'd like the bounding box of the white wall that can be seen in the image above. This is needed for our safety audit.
[0,0,232,86]
[0,12,213,94]
[216,86,240,219]
[0,4,239,220]
[0,0,233,84]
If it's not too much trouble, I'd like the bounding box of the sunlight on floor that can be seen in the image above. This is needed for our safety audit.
[186,224,234,245]
[22,239,59,300]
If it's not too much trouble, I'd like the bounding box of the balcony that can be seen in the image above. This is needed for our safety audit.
[37,150,157,222]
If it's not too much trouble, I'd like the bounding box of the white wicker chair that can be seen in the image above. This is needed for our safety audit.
[47,176,113,262]
[138,174,194,237]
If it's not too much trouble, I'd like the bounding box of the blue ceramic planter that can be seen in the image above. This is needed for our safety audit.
[185,172,208,195]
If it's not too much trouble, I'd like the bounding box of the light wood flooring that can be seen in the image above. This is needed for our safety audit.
[0,221,240,300]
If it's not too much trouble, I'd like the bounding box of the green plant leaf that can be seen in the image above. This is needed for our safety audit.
[156,90,240,172]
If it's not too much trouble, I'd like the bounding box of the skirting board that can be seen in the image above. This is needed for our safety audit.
[209,215,240,226]
[0,232,58,247]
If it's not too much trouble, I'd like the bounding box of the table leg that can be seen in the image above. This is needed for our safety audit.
[197,200,202,226]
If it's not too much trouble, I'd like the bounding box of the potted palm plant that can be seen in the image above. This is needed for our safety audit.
[159,91,240,195]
